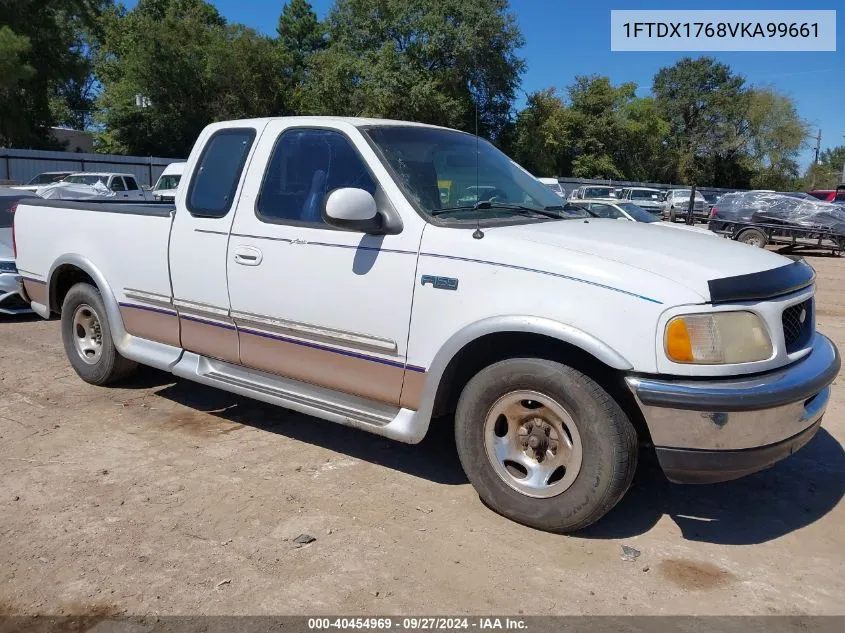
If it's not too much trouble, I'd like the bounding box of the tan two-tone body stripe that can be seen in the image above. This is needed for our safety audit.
[119,291,426,408]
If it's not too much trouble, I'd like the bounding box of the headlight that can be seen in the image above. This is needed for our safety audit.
[665,311,772,364]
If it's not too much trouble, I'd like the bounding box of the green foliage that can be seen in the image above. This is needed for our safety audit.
[296,0,525,139]
[652,56,750,186]
[510,78,670,181]
[511,57,809,189]
[0,0,108,148]
[804,145,845,189]
[95,0,287,156]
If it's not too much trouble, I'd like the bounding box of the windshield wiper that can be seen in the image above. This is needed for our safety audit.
[431,201,566,219]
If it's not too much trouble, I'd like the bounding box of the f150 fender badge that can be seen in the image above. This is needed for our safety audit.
[421,275,459,291]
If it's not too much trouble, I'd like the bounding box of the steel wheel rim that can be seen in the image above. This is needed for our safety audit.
[742,233,764,247]
[483,390,583,499]
[72,303,103,365]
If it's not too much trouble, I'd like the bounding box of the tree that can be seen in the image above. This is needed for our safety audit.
[95,0,288,156]
[277,0,325,74]
[296,0,525,139]
[0,0,109,148]
[509,77,670,181]
[745,88,808,190]
[805,145,845,189]
[509,89,573,176]
[652,57,749,186]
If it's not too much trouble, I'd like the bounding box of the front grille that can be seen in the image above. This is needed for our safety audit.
[782,299,813,353]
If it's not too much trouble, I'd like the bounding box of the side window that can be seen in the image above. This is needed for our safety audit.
[111,177,126,192]
[187,128,256,218]
[257,128,377,225]
[125,176,139,191]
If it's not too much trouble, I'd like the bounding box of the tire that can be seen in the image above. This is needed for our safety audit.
[61,282,137,385]
[736,228,768,248]
[454,358,638,533]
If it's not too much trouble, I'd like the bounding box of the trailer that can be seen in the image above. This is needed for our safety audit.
[709,219,845,255]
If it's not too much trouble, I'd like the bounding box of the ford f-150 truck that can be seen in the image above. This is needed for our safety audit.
[12,117,840,532]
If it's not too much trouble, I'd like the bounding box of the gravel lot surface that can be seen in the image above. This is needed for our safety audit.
[1,251,843,617]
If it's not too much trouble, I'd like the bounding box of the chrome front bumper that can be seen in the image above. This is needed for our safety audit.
[626,334,840,483]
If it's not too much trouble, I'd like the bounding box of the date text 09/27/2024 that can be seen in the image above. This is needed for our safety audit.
[307,618,527,630]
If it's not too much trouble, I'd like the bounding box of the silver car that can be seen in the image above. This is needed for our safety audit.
[620,187,662,213]
[660,188,708,222]
[0,189,37,314]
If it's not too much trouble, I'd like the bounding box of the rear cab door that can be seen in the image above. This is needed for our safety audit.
[168,120,267,362]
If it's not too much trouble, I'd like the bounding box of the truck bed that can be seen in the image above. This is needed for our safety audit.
[20,198,175,217]
[12,197,176,318]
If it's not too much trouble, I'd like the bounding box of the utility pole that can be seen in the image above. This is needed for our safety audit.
[813,129,822,165]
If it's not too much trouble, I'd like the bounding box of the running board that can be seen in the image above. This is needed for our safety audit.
[171,352,428,443]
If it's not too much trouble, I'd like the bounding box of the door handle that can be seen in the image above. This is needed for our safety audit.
[233,245,263,266]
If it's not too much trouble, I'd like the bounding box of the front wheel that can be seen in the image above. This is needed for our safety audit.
[61,283,137,385]
[454,358,638,533]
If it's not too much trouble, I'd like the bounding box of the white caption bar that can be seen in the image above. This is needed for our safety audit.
[611,10,836,52]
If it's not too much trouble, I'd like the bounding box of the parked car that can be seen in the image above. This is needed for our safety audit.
[152,162,186,202]
[807,190,837,202]
[13,116,839,533]
[0,189,38,314]
[568,185,616,200]
[58,173,150,201]
[618,187,662,213]
[567,199,716,236]
[537,177,566,198]
[9,171,74,192]
[660,188,708,222]
[701,191,722,213]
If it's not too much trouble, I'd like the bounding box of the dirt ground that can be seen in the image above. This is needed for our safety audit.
[1,250,843,617]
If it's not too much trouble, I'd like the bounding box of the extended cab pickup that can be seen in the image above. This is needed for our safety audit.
[12,117,840,532]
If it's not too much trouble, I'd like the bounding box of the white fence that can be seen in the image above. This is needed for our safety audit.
[0,148,185,188]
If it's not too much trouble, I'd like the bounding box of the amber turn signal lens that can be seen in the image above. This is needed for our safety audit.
[665,318,694,362]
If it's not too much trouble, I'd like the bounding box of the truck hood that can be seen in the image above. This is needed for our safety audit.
[485,218,793,302]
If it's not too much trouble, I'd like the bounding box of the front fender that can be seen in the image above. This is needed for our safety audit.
[413,315,633,424]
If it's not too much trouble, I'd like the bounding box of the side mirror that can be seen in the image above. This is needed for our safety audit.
[322,188,384,234]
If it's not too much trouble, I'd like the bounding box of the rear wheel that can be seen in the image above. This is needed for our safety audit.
[61,283,137,385]
[737,228,768,248]
[454,358,638,533]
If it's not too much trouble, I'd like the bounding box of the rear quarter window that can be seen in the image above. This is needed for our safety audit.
[187,128,257,218]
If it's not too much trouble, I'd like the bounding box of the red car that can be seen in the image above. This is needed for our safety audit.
[808,189,836,201]
[808,187,845,202]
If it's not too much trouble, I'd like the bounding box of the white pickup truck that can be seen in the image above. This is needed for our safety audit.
[12,117,840,532]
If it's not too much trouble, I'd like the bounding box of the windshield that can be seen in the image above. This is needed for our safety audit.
[583,187,615,198]
[617,202,658,222]
[364,126,565,220]
[64,175,106,186]
[27,172,69,185]
[155,175,181,191]
[674,189,706,201]
[629,189,659,201]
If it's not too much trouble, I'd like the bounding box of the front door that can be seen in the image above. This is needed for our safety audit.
[226,122,421,406]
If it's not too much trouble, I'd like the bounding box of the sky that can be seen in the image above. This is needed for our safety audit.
[128,0,844,169]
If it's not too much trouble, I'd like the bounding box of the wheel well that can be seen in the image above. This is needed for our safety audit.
[50,265,96,314]
[430,331,652,444]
